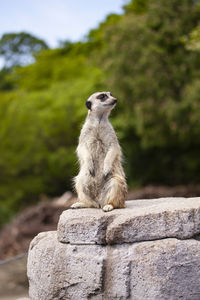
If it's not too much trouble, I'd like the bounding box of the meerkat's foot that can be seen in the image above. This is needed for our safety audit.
[102,204,114,212]
[70,202,88,209]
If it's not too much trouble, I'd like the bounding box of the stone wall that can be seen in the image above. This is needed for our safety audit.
[27,197,200,300]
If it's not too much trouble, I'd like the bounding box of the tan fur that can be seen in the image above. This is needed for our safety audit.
[71,91,127,212]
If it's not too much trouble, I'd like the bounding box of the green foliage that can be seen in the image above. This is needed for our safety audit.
[14,49,87,90]
[87,14,122,49]
[123,0,148,14]
[99,0,200,184]
[0,68,14,90]
[182,24,200,51]
[0,32,48,68]
[0,69,102,226]
[1,0,200,225]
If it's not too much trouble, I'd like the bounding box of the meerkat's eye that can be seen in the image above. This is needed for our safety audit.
[97,93,108,101]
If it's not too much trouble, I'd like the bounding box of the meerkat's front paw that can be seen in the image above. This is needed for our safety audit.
[70,202,88,209]
[102,204,114,212]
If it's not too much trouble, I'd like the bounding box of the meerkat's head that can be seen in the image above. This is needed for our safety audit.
[85,91,117,114]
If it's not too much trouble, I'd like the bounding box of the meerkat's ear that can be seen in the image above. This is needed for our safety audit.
[85,101,92,110]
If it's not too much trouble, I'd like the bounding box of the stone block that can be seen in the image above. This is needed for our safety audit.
[27,197,200,299]
[58,198,200,244]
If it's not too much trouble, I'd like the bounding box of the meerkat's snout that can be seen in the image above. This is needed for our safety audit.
[112,98,117,104]
[103,97,117,107]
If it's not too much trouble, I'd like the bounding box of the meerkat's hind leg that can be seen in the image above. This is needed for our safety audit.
[71,175,99,209]
[101,175,127,211]
[70,202,89,209]
[70,195,99,209]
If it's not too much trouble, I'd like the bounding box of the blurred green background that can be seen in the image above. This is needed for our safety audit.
[0,0,200,226]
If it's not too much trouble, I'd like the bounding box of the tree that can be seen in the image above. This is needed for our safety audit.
[123,0,148,14]
[0,32,48,68]
[183,24,200,51]
[99,0,200,184]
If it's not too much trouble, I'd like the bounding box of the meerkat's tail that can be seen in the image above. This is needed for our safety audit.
[104,174,127,208]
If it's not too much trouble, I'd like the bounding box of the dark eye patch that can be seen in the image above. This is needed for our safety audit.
[97,93,108,101]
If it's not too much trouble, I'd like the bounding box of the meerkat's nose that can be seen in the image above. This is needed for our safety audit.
[113,98,117,104]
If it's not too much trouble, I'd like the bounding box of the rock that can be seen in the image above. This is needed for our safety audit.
[28,232,106,300]
[52,191,75,207]
[28,232,200,300]
[58,197,200,244]
[27,197,200,300]
[126,184,200,200]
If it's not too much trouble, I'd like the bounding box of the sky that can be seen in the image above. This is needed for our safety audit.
[0,0,125,48]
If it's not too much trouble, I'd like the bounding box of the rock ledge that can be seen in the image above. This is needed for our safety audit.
[58,197,200,245]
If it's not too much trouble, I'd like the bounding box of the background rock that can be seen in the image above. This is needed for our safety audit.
[0,254,29,299]
[0,193,75,260]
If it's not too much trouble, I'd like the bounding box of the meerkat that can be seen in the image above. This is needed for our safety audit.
[71,91,127,212]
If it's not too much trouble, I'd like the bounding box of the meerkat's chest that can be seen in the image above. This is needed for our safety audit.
[88,126,111,155]
[90,132,108,153]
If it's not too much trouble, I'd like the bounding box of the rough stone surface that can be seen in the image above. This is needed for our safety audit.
[28,231,200,300]
[28,232,106,300]
[58,197,200,244]
[27,197,200,300]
